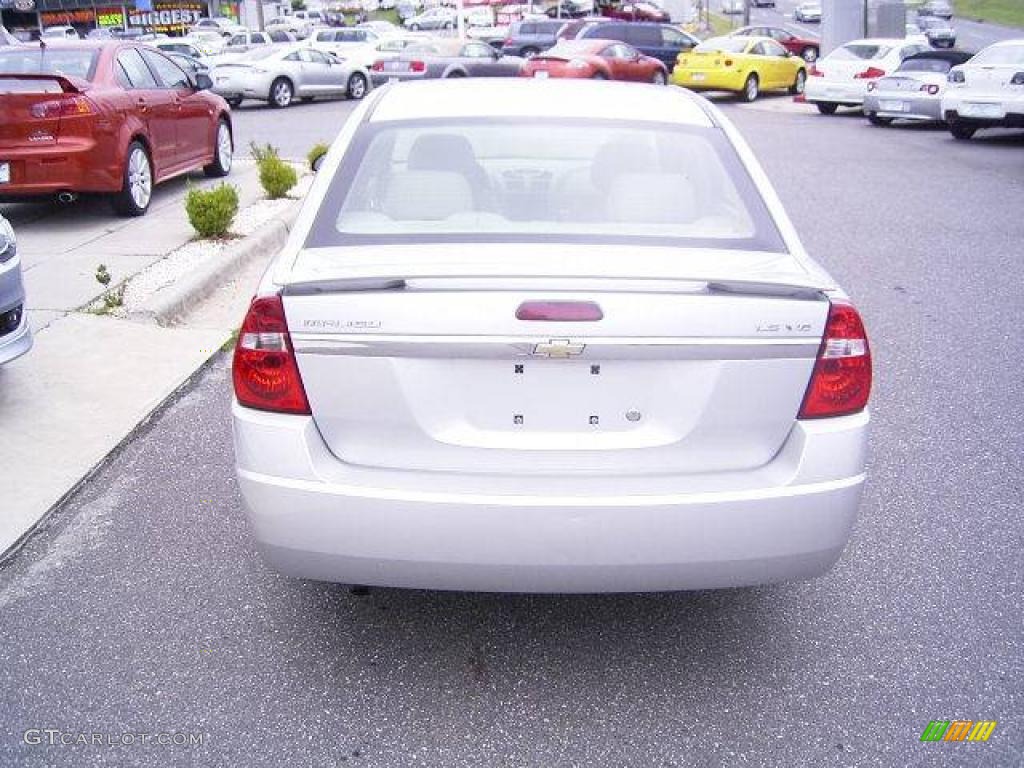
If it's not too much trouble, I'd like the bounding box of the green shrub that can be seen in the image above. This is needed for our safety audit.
[251,141,298,200]
[307,142,329,171]
[185,183,238,238]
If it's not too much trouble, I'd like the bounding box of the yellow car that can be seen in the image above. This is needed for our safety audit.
[671,35,807,101]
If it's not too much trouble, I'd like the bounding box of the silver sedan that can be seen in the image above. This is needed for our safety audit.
[231,79,872,593]
[0,216,32,365]
[863,49,972,125]
[210,44,371,108]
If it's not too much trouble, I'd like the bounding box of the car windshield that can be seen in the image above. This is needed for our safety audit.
[695,38,748,54]
[832,43,892,60]
[307,120,784,252]
[970,44,1024,67]
[898,56,953,73]
[0,48,98,79]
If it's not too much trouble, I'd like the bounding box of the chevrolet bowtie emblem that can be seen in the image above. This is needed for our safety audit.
[532,339,585,358]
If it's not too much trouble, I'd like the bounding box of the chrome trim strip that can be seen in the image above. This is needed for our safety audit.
[291,334,820,360]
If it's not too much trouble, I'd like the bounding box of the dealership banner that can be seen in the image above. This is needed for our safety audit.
[127,1,205,31]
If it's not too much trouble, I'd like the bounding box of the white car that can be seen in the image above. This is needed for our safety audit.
[328,33,432,69]
[310,26,381,56]
[191,17,244,38]
[267,15,312,39]
[40,25,79,40]
[231,79,873,593]
[941,38,1024,140]
[793,2,821,22]
[186,29,229,55]
[804,37,930,114]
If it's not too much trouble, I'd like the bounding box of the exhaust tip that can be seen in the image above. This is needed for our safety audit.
[56,191,78,204]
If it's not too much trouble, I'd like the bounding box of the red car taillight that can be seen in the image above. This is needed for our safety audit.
[809,65,823,77]
[371,60,384,71]
[854,66,886,79]
[232,295,310,415]
[798,300,872,419]
[409,60,426,72]
[30,95,94,118]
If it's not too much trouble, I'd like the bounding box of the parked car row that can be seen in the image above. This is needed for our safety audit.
[807,37,1024,141]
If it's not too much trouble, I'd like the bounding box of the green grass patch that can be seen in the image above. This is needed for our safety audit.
[953,0,1024,27]
[706,12,736,37]
[371,8,401,26]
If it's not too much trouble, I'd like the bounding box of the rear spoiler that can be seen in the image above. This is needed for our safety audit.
[283,275,826,300]
[0,72,88,93]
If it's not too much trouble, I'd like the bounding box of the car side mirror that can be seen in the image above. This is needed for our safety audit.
[195,72,213,91]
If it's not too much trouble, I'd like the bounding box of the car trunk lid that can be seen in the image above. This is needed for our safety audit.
[281,245,831,476]
[0,74,89,148]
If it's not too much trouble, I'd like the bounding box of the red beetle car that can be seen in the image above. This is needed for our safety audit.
[520,39,669,83]
[0,41,233,216]
[731,25,821,62]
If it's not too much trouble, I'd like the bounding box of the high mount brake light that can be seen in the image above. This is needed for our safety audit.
[798,300,872,419]
[233,295,310,415]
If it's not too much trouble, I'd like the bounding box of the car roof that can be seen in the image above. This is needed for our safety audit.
[370,79,715,127]
[904,49,972,64]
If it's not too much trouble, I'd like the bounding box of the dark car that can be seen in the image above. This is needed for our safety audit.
[732,24,819,61]
[918,0,953,20]
[501,19,566,58]
[0,42,232,215]
[567,20,698,70]
[370,38,523,85]
[546,0,591,19]
[749,0,775,6]
[599,1,670,22]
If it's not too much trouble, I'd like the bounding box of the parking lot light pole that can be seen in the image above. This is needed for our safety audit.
[456,0,465,38]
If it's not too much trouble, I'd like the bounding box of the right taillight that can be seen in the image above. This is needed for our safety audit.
[410,60,426,72]
[233,295,310,415]
[798,299,872,419]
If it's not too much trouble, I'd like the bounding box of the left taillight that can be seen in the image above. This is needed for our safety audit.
[798,299,872,420]
[30,95,94,119]
[232,295,310,415]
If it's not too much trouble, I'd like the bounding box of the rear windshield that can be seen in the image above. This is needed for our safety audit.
[832,43,892,60]
[305,119,785,252]
[0,48,98,80]
[898,56,954,73]
[695,37,748,54]
[970,44,1024,67]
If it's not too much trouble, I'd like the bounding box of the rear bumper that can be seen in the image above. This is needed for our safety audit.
[864,91,942,121]
[941,90,1024,128]
[0,138,118,197]
[233,403,869,592]
[804,78,866,106]
[670,69,745,92]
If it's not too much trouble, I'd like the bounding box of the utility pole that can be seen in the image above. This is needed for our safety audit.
[256,0,265,31]
[742,0,750,27]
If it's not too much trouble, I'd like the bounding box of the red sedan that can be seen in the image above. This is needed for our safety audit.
[731,25,821,62]
[520,39,668,83]
[0,41,233,216]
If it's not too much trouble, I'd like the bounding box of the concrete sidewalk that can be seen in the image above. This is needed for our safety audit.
[0,161,298,558]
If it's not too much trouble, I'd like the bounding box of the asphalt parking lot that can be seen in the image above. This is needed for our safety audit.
[1,93,1022,766]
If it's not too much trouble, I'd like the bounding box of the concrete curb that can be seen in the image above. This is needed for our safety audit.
[129,201,302,327]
